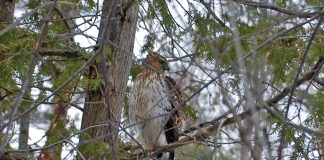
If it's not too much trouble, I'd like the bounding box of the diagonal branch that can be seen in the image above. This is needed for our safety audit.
[224,56,324,130]
[198,0,233,34]
[237,0,322,18]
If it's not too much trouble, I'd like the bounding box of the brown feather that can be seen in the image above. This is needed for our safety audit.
[164,76,183,160]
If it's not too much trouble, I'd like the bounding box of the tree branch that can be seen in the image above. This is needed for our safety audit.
[39,48,82,57]
[198,0,234,34]
[218,56,323,131]
[0,49,83,58]
[236,0,322,18]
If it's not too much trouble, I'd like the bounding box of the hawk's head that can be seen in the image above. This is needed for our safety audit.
[142,51,170,72]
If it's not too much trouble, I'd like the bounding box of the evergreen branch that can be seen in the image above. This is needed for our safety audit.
[39,48,82,57]
[0,0,58,154]
[198,0,234,33]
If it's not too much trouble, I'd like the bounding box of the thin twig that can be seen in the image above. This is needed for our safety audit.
[238,0,322,18]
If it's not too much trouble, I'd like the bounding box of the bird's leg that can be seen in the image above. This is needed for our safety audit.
[146,143,154,153]
[145,143,160,159]
[175,115,181,124]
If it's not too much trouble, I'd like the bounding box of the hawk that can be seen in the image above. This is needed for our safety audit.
[129,52,182,160]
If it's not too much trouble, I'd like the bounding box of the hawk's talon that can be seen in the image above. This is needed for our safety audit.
[146,143,159,153]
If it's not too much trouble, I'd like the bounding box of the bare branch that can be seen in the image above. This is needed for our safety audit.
[236,0,322,18]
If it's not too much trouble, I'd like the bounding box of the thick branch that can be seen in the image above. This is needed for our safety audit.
[0,48,83,58]
[39,48,82,57]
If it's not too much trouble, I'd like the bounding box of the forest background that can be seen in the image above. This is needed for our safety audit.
[0,0,323,159]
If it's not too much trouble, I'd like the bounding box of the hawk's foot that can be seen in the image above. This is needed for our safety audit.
[146,143,157,152]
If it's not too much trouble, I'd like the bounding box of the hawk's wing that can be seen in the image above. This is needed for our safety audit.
[164,76,183,144]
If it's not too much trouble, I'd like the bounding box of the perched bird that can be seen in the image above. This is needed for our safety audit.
[129,52,183,160]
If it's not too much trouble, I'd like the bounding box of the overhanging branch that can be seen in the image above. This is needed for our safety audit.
[39,48,82,58]
[0,48,83,58]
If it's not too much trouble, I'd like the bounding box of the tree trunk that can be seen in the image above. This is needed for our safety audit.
[18,114,29,151]
[0,0,15,24]
[17,86,31,159]
[79,0,139,159]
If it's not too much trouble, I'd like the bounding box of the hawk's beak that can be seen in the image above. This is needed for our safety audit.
[164,65,170,71]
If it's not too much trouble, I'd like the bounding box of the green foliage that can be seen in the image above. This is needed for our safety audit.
[86,0,95,8]
[53,61,83,88]
[181,105,198,121]
[291,133,307,160]
[82,0,97,12]
[177,144,214,160]
[130,62,140,81]
[90,78,104,90]
[276,0,287,8]
[151,0,175,31]
[104,47,112,64]
[305,92,324,129]
[0,28,36,52]
[79,141,107,158]
[26,0,41,9]
[310,35,324,58]
[267,39,300,85]
[140,34,156,53]
[0,27,36,94]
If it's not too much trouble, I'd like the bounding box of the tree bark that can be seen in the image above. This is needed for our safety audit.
[17,86,31,159]
[79,0,139,159]
[18,114,29,151]
[0,0,15,24]
[0,1,15,159]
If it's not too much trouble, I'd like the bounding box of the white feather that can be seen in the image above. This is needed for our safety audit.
[129,72,172,153]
